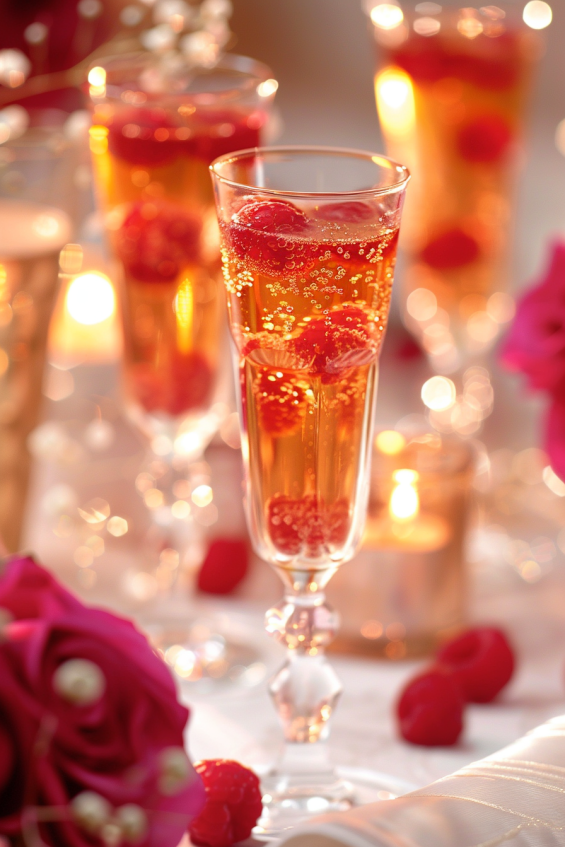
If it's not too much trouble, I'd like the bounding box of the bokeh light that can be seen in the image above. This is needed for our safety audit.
[421,376,456,411]
[522,1,552,29]
[66,272,115,326]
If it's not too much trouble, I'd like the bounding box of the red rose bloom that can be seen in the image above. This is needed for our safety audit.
[0,559,205,847]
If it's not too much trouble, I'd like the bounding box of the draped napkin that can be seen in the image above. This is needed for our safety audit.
[277,716,565,847]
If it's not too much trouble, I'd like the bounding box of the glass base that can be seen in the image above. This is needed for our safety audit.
[253,765,416,840]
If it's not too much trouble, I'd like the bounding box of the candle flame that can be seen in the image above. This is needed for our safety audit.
[375,68,416,139]
[389,469,420,521]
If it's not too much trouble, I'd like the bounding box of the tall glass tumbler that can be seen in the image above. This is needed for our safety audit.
[368,2,544,374]
[211,148,409,834]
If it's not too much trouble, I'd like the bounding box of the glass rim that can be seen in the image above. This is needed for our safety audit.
[92,52,274,103]
[209,145,410,198]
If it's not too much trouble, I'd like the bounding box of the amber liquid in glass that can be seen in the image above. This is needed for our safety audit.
[221,204,399,570]
[376,23,538,348]
[90,105,265,418]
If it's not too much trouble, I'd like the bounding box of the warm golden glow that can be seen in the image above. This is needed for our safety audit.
[375,68,416,139]
[89,125,108,155]
[88,66,106,87]
[257,78,279,98]
[370,3,404,28]
[421,376,456,411]
[192,484,213,508]
[389,469,420,520]
[175,277,193,354]
[376,429,406,455]
[522,1,552,29]
[66,272,115,326]
[457,12,483,38]
[406,287,437,322]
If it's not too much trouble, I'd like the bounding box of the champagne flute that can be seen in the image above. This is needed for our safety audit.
[87,52,276,675]
[211,147,409,834]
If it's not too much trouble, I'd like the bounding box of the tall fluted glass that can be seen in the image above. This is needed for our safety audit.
[211,147,409,835]
[367,1,544,376]
[87,54,276,660]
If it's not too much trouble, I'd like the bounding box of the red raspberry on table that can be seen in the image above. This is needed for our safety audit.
[436,627,515,703]
[132,351,213,416]
[457,114,512,164]
[293,306,375,379]
[397,669,464,746]
[226,199,314,276]
[189,759,263,847]
[254,368,309,436]
[197,538,249,595]
[116,200,201,285]
[108,108,187,167]
[420,228,480,271]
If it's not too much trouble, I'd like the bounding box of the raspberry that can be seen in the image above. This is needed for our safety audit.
[226,200,314,276]
[266,494,350,558]
[397,669,464,746]
[314,201,374,223]
[457,114,512,164]
[108,108,186,167]
[194,109,263,163]
[253,368,309,436]
[420,228,480,271]
[389,41,449,84]
[197,538,249,595]
[116,200,201,285]
[188,760,263,847]
[436,627,515,703]
[131,351,213,416]
[293,306,375,379]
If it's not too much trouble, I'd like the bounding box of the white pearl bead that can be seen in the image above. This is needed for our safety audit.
[116,804,148,844]
[71,791,112,834]
[158,746,190,795]
[53,658,106,706]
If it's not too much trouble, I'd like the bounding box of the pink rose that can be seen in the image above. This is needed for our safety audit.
[0,555,82,620]
[0,563,205,847]
[500,241,565,393]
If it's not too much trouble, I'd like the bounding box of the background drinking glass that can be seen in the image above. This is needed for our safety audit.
[0,118,78,551]
[87,52,277,588]
[211,146,409,834]
[367,1,548,379]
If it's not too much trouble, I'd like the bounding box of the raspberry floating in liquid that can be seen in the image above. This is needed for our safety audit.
[293,306,375,379]
[254,368,310,436]
[457,114,512,164]
[108,108,186,167]
[131,351,213,416]
[197,538,249,595]
[188,759,263,847]
[116,200,201,285]
[420,228,480,271]
[437,626,515,703]
[227,199,314,276]
[397,668,464,747]
[314,201,375,223]
[194,109,263,163]
[267,494,350,559]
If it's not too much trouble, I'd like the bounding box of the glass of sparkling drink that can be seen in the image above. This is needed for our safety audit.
[368,1,545,375]
[87,54,276,630]
[211,147,409,834]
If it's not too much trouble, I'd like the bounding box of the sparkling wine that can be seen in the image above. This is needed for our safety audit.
[373,9,540,363]
[89,58,271,421]
[220,199,400,569]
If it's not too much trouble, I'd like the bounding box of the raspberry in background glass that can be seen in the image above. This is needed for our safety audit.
[88,53,276,434]
[368,2,547,374]
[211,148,409,834]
